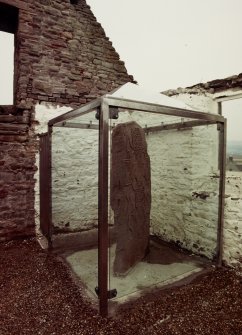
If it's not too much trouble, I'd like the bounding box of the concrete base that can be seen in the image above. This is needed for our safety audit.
[52,231,211,306]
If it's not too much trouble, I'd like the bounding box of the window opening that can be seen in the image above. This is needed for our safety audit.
[0,31,14,105]
[0,3,18,106]
[222,98,242,172]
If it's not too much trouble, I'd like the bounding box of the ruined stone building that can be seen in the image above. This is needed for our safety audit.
[0,0,132,241]
[0,0,241,270]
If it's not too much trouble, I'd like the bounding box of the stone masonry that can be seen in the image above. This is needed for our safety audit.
[0,0,132,241]
[163,76,242,268]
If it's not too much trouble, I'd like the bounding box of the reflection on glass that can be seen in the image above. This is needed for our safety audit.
[51,109,99,304]
[108,112,220,307]
[223,99,242,172]
[46,90,224,315]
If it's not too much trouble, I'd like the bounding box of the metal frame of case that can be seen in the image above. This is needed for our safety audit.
[40,95,226,316]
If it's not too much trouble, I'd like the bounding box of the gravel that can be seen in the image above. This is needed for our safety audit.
[0,238,241,335]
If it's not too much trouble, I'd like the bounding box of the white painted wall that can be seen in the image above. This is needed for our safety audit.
[148,124,219,259]
[223,172,242,267]
[170,92,218,114]
[33,92,242,268]
[51,126,99,232]
[174,91,242,268]
[34,103,72,235]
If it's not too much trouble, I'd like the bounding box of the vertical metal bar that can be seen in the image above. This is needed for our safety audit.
[39,129,52,248]
[218,102,222,115]
[217,120,227,267]
[40,134,48,239]
[98,100,109,317]
[47,126,53,249]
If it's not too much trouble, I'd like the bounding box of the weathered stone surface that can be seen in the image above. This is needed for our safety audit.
[8,0,134,109]
[0,0,133,242]
[111,121,151,276]
[0,129,37,241]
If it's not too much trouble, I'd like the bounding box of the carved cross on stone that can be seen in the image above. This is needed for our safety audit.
[111,121,151,276]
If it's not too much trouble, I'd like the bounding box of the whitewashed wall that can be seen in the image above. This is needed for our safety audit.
[34,103,71,236]
[223,172,242,267]
[34,95,242,267]
[51,126,98,232]
[148,124,219,259]
[174,92,242,268]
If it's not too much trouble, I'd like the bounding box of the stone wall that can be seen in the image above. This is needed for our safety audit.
[51,125,99,233]
[224,172,242,267]
[14,0,133,109]
[164,73,242,97]
[0,0,132,241]
[36,84,241,266]
[165,81,242,267]
[148,125,219,259]
[0,108,37,241]
[46,107,220,260]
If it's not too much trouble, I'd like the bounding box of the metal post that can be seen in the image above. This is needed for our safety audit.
[98,100,109,317]
[39,128,53,249]
[217,120,227,267]
[218,102,222,115]
[47,125,53,249]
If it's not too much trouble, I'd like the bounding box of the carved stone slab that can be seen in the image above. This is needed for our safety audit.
[111,121,151,276]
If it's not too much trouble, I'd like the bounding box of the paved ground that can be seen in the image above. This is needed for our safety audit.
[57,236,207,302]
[0,238,241,335]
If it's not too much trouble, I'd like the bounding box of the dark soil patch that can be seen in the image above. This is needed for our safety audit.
[0,239,241,335]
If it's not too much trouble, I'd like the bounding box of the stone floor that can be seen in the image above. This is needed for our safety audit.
[52,230,212,308]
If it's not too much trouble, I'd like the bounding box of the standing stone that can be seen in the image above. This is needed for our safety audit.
[111,121,151,276]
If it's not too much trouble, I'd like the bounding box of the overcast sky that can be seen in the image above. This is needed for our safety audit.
[86,0,242,91]
[86,0,242,141]
[0,0,241,140]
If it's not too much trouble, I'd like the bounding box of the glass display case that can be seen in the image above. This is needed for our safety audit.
[40,83,226,316]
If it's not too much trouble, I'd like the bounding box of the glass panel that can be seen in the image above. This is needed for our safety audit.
[51,109,99,307]
[49,104,221,314]
[64,109,100,128]
[109,107,194,130]
[108,109,220,311]
[223,99,242,172]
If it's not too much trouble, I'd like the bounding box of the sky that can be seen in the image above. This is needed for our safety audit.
[223,99,242,142]
[86,0,242,91]
[0,0,241,140]
[86,0,242,142]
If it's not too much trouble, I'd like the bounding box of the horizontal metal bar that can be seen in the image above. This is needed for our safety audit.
[146,119,217,133]
[53,119,218,133]
[48,98,101,126]
[54,122,99,130]
[103,97,225,123]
